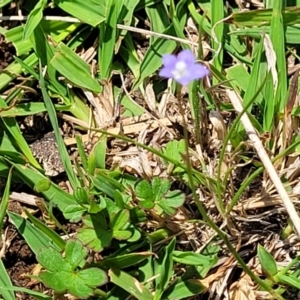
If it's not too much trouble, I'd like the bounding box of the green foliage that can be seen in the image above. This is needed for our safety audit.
[8,212,62,255]
[0,258,15,300]
[162,139,185,174]
[2,0,300,299]
[37,240,107,298]
[257,244,300,296]
[136,177,185,215]
[76,210,132,252]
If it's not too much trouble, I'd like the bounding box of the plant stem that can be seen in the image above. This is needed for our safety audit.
[176,84,283,300]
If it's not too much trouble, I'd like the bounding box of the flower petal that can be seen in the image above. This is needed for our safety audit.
[177,49,195,67]
[189,64,209,80]
[162,54,177,67]
[176,74,193,86]
[159,66,174,78]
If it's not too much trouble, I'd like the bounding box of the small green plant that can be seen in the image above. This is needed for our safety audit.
[37,240,107,299]
[76,210,134,252]
[258,244,300,297]
[108,238,218,300]
[135,177,185,216]
[162,139,186,175]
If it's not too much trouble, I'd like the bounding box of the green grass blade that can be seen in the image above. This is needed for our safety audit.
[270,1,287,112]
[0,97,40,169]
[0,167,12,240]
[109,268,153,300]
[0,0,13,8]
[231,7,300,27]
[24,210,66,250]
[211,0,224,84]
[230,25,300,44]
[0,53,38,92]
[119,35,140,78]
[8,212,61,255]
[0,258,15,300]
[10,162,76,217]
[99,0,122,79]
[162,279,205,299]
[146,1,170,44]
[0,285,50,300]
[0,102,69,118]
[241,37,264,112]
[154,238,175,300]
[54,0,106,26]
[5,26,32,55]
[23,0,46,40]
[51,42,102,93]
[133,25,177,89]
[39,61,80,190]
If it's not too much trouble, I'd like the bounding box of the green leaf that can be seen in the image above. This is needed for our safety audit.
[109,268,153,300]
[133,25,177,89]
[98,252,152,269]
[211,0,224,82]
[172,251,216,266]
[0,0,13,8]
[67,273,94,299]
[0,97,40,169]
[39,271,68,293]
[278,274,300,290]
[99,0,123,79]
[77,268,107,287]
[5,26,33,56]
[162,139,185,163]
[92,135,107,169]
[77,214,112,252]
[24,210,66,250]
[162,279,205,299]
[0,285,51,299]
[111,210,129,231]
[154,238,175,300]
[231,7,300,27]
[156,203,174,215]
[136,180,154,200]
[140,200,155,209]
[0,258,16,300]
[39,61,80,190]
[63,204,86,222]
[77,228,112,252]
[6,163,75,218]
[38,240,107,299]
[0,102,68,118]
[54,0,106,27]
[257,244,278,277]
[50,43,102,93]
[64,240,87,270]
[33,178,51,192]
[23,0,47,40]
[231,25,300,45]
[92,172,125,198]
[0,167,12,235]
[38,247,71,272]
[152,177,170,201]
[8,212,61,255]
[163,190,185,208]
[113,230,132,240]
[119,35,141,79]
[73,187,90,205]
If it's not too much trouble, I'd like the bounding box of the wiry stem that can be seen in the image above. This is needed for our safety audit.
[176,84,282,300]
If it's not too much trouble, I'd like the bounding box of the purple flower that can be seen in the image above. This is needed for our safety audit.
[159,49,209,86]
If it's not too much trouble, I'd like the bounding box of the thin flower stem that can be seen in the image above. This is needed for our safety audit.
[176,84,282,300]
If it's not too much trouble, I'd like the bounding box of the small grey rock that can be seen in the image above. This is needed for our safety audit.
[30,132,65,177]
